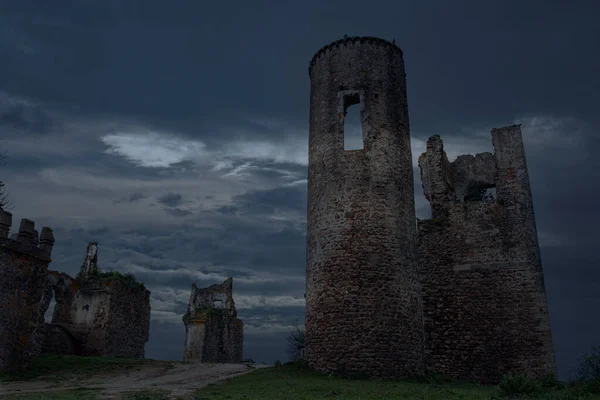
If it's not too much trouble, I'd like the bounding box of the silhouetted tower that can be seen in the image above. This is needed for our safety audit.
[305,36,424,377]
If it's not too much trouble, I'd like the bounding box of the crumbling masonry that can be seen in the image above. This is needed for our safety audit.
[183,278,243,363]
[0,215,151,371]
[0,211,55,370]
[42,242,151,358]
[305,36,556,383]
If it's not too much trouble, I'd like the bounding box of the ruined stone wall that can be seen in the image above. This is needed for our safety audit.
[45,271,112,356]
[43,244,150,358]
[305,36,424,378]
[183,278,243,363]
[418,125,556,383]
[105,280,150,358]
[0,212,55,370]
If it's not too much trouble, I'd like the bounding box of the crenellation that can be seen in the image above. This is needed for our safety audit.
[17,218,36,245]
[0,214,54,371]
[38,227,55,257]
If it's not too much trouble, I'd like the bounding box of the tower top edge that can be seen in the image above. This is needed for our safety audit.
[308,36,404,77]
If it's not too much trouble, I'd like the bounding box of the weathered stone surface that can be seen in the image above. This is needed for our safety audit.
[305,37,556,383]
[0,212,54,371]
[305,36,425,378]
[417,126,556,383]
[183,278,243,363]
[42,244,151,358]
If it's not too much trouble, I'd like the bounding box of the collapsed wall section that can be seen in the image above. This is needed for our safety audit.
[417,125,556,383]
[0,212,55,370]
[43,243,150,358]
[183,278,243,363]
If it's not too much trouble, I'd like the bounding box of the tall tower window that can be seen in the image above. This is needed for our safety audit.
[341,92,364,150]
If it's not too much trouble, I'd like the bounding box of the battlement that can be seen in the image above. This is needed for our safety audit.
[308,36,403,77]
[0,209,55,261]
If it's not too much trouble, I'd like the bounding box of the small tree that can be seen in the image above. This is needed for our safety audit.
[0,148,13,211]
[577,345,600,381]
[286,320,305,361]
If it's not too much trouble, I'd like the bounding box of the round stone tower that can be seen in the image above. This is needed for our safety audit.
[305,36,425,377]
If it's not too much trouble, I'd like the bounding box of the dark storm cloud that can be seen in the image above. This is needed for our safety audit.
[164,208,192,217]
[0,102,56,135]
[216,205,239,215]
[128,192,147,202]
[2,0,599,378]
[157,193,183,207]
[219,185,307,217]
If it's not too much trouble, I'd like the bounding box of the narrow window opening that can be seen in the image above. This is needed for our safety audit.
[343,93,364,150]
[45,290,56,323]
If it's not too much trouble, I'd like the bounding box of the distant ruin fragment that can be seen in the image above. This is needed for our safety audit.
[183,278,243,363]
[0,211,55,371]
[42,242,151,358]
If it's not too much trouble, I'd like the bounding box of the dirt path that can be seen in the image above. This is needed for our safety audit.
[0,361,272,399]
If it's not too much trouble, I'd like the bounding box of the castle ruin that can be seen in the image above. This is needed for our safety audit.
[0,211,151,371]
[305,36,555,383]
[42,242,151,358]
[0,211,55,370]
[182,278,243,363]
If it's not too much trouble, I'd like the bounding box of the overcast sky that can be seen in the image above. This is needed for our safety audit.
[1,0,598,381]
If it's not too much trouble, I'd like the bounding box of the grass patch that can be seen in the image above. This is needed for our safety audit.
[0,353,149,382]
[193,362,600,400]
[193,361,495,400]
[1,388,99,400]
[122,389,172,399]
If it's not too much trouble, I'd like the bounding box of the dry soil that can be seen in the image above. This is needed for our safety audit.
[0,361,271,399]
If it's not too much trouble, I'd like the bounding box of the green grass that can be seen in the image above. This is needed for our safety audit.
[193,361,600,400]
[193,361,494,400]
[0,353,151,382]
[121,389,173,399]
[1,388,99,400]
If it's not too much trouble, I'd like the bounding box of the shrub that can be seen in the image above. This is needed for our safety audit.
[576,345,600,381]
[538,373,565,390]
[87,269,145,289]
[274,360,282,367]
[285,320,305,361]
[496,373,540,397]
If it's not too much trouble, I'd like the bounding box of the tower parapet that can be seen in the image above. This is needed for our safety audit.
[0,211,55,371]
